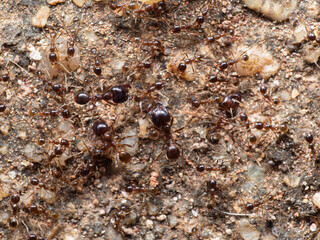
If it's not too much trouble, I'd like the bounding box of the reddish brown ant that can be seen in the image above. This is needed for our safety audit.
[110,0,166,18]
[124,183,158,194]
[133,37,165,55]
[196,163,229,173]
[171,5,213,33]
[29,105,72,119]
[91,48,102,76]
[305,132,315,154]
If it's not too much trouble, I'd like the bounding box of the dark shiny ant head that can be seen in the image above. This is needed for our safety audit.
[166,143,180,160]
[239,112,248,122]
[9,217,18,228]
[220,94,241,109]
[260,85,267,95]
[93,120,109,136]
[67,46,75,57]
[49,52,58,63]
[178,62,187,73]
[11,193,20,204]
[307,32,316,41]
[2,74,9,82]
[119,151,131,163]
[75,92,90,105]
[149,104,171,129]
[219,94,241,118]
[245,203,254,211]
[305,132,314,143]
[207,179,217,194]
[110,85,129,103]
[29,234,37,240]
[0,104,6,112]
[94,66,102,76]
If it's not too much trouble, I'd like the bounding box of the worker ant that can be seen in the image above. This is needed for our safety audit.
[171,4,213,33]
[133,37,165,55]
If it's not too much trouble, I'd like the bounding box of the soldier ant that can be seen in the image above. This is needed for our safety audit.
[91,119,134,167]
[148,102,180,160]
[74,84,130,106]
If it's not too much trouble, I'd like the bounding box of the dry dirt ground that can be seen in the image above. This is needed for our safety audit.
[1,0,320,239]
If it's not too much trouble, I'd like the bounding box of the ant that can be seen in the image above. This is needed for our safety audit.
[125,183,158,195]
[0,103,6,112]
[91,119,134,167]
[29,105,72,119]
[74,84,130,105]
[148,102,180,160]
[108,204,131,233]
[238,114,289,147]
[305,132,315,155]
[196,163,229,173]
[28,234,46,240]
[8,193,20,228]
[1,73,10,82]
[133,37,165,55]
[191,93,242,119]
[171,5,212,33]
[176,50,203,75]
[134,80,165,102]
[110,0,166,18]
[91,48,102,76]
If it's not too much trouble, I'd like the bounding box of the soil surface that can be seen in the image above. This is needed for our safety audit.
[0,0,320,239]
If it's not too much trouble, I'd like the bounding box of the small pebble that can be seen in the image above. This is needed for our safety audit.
[0,146,8,155]
[312,192,320,208]
[310,223,317,232]
[238,218,261,240]
[168,215,178,228]
[226,229,233,235]
[156,214,166,221]
[73,0,87,7]
[291,89,299,99]
[48,0,65,5]
[146,219,153,229]
[32,6,51,28]
[243,0,298,22]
